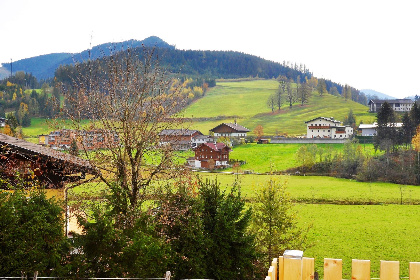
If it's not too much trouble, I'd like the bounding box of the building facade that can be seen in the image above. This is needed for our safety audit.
[368,99,414,113]
[191,142,231,169]
[306,117,353,139]
[209,122,250,138]
[358,122,403,136]
[159,129,204,150]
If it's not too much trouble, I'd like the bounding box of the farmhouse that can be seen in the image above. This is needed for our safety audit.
[368,99,414,113]
[209,122,250,138]
[306,117,353,139]
[190,142,231,169]
[159,129,204,150]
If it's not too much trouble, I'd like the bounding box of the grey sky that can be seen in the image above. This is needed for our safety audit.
[1,0,418,98]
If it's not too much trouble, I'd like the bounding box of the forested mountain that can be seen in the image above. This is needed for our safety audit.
[54,46,312,86]
[0,36,174,80]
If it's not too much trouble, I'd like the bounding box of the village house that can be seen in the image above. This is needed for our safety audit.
[159,129,205,150]
[368,99,414,113]
[358,123,377,136]
[306,117,353,139]
[189,142,231,169]
[209,122,250,138]
[191,134,214,148]
[39,129,118,150]
[358,122,403,136]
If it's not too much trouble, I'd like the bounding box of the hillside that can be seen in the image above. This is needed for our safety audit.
[0,36,174,80]
[183,80,375,135]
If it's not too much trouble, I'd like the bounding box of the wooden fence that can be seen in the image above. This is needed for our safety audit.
[266,257,420,280]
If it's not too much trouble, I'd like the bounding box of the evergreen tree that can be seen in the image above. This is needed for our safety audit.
[344,109,356,127]
[374,102,397,151]
[0,189,67,276]
[410,101,420,128]
[200,179,257,280]
[402,112,413,145]
[70,138,79,156]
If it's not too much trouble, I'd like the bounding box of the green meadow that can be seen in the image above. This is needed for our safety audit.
[184,80,376,135]
[228,143,378,173]
[298,204,420,278]
[197,173,420,278]
[198,173,420,205]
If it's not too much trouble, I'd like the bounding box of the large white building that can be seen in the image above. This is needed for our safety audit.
[368,99,414,113]
[305,117,353,139]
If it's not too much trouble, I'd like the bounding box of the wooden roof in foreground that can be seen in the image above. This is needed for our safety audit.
[0,133,95,175]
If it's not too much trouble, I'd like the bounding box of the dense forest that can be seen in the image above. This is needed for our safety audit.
[54,46,312,85]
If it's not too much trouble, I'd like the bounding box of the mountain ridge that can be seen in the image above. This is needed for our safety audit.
[0,36,174,80]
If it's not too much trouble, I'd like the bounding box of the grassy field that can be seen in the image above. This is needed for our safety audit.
[228,143,379,173]
[198,173,420,204]
[183,80,376,135]
[298,204,420,278]
[197,173,420,277]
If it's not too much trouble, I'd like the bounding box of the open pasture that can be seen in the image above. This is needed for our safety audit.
[297,204,420,278]
[184,80,375,135]
[200,173,420,278]
[199,173,420,204]
[228,143,378,173]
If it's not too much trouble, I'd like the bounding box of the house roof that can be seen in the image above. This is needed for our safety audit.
[193,135,213,140]
[159,129,202,136]
[305,117,341,124]
[368,99,414,105]
[359,123,403,129]
[0,133,94,173]
[195,142,231,152]
[210,123,250,133]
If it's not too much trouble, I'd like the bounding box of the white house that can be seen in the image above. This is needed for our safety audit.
[209,122,250,138]
[305,117,353,139]
[358,123,378,136]
[358,122,403,136]
[191,134,214,148]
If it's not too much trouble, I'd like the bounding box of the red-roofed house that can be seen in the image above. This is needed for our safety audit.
[192,142,231,169]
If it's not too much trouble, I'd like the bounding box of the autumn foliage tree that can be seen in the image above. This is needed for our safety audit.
[253,124,264,140]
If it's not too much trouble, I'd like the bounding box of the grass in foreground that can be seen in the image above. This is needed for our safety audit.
[298,204,420,278]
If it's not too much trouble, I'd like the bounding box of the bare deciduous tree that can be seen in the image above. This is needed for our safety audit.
[62,48,187,218]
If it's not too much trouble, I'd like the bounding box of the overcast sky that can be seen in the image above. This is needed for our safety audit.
[1,0,419,98]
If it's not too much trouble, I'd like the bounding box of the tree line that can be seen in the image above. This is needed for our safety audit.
[291,102,420,185]
[0,73,61,132]
[267,76,368,111]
